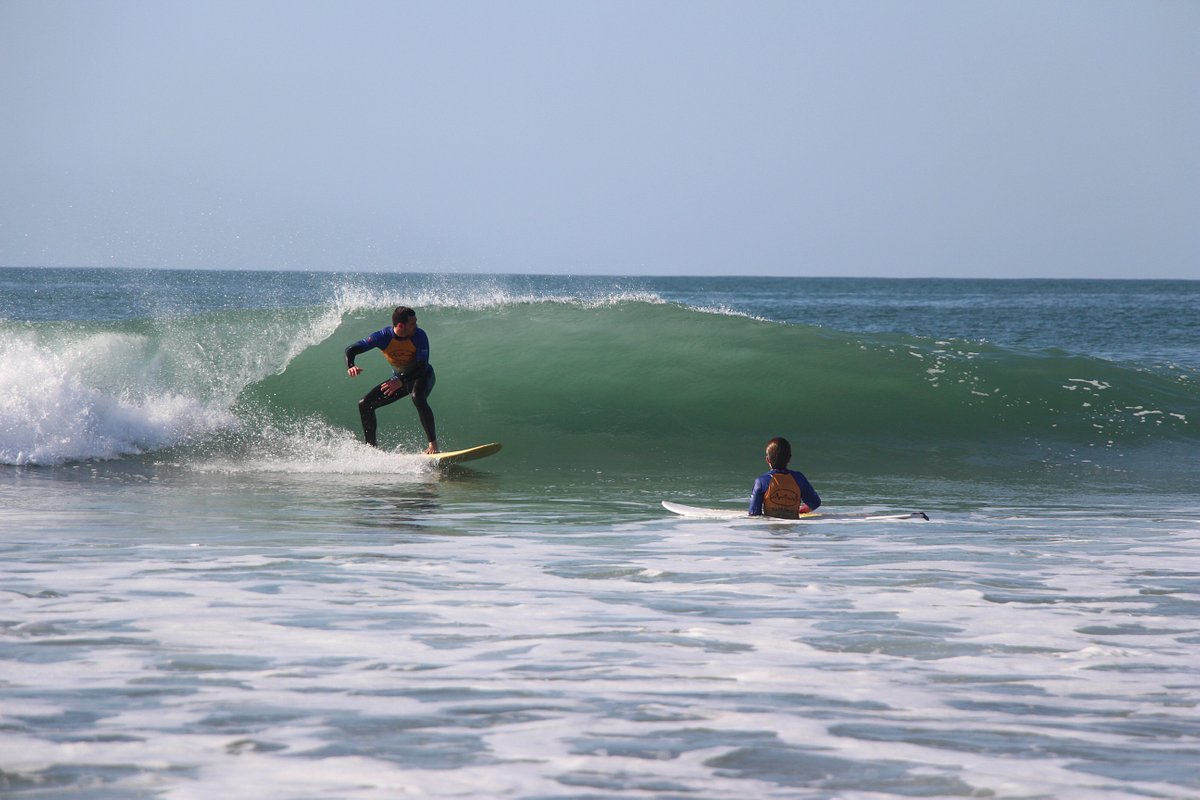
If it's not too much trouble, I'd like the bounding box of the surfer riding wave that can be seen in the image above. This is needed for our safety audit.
[344,305,438,454]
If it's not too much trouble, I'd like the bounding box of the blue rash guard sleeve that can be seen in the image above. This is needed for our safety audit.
[794,471,821,511]
[748,469,821,516]
[748,475,769,516]
[344,327,393,370]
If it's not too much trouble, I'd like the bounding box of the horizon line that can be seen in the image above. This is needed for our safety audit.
[1,264,1196,282]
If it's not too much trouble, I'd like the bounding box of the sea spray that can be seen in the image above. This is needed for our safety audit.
[0,298,344,465]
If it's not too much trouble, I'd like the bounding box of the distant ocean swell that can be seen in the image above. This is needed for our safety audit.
[2,292,1195,488]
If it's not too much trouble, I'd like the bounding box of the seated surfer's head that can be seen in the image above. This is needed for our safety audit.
[765,437,792,470]
[392,306,417,337]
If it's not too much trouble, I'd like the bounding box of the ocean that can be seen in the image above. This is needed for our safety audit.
[1,267,1198,799]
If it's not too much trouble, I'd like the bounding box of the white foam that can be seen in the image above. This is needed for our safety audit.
[0,329,236,465]
[3,506,1199,799]
[0,296,349,466]
[197,419,433,476]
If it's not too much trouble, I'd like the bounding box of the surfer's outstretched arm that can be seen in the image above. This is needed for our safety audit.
[345,341,373,375]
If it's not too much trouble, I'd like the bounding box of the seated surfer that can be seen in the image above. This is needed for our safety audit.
[749,436,821,518]
[344,306,439,454]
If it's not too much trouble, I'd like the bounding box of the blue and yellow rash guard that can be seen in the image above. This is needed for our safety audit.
[344,326,432,382]
[749,469,821,518]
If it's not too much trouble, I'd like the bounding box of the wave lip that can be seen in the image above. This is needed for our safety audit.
[330,277,669,314]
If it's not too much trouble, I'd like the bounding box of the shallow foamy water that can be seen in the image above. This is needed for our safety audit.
[3,468,1198,799]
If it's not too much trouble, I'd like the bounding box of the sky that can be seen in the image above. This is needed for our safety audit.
[1,1,1197,278]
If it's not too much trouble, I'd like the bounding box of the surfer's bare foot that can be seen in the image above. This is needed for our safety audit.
[424,443,439,455]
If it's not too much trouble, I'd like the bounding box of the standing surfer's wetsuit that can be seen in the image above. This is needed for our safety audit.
[749,469,821,518]
[345,326,436,447]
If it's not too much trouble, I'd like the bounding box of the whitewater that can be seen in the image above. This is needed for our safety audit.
[2,268,1198,799]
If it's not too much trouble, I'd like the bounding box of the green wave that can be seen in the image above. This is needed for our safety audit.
[234,300,1198,486]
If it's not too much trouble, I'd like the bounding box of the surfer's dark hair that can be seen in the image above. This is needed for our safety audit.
[766,437,792,470]
[392,306,415,326]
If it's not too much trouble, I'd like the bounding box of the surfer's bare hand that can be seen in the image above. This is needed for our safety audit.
[381,377,404,396]
[347,366,363,377]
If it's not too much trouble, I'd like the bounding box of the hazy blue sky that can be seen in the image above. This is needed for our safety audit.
[2,1,1197,278]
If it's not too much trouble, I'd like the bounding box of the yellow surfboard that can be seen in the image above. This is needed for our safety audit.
[423,442,502,465]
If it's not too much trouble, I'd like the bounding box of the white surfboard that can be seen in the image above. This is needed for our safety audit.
[423,442,502,465]
[661,500,928,522]
[661,501,746,519]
